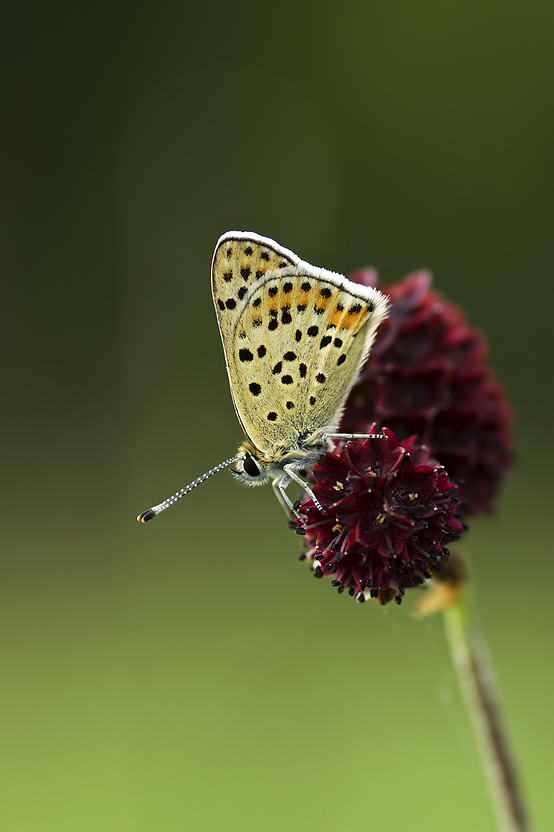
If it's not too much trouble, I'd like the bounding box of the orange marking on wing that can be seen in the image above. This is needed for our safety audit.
[351,309,371,334]
[296,291,312,307]
[340,305,369,330]
[329,308,347,327]
[314,299,332,314]
[339,318,358,331]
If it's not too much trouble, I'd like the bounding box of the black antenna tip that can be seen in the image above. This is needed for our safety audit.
[137,509,156,523]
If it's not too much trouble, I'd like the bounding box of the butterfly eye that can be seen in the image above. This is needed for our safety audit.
[243,455,261,477]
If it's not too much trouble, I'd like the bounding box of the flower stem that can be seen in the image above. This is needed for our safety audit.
[444,603,530,832]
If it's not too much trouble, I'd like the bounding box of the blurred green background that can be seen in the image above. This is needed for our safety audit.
[2,1,552,830]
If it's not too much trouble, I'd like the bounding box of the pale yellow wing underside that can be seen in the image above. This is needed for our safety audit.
[212,232,299,348]
[211,232,388,456]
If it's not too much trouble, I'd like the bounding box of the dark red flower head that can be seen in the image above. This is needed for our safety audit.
[297,428,464,605]
[341,270,513,515]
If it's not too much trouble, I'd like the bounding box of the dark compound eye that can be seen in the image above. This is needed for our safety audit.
[243,455,261,477]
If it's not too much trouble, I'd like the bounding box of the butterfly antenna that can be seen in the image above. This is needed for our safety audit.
[137,456,245,522]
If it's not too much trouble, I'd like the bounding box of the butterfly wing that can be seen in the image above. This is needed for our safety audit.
[222,260,388,455]
[211,231,300,351]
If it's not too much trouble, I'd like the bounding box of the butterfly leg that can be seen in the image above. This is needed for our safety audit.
[326,432,384,441]
[272,474,296,516]
[276,438,383,517]
[282,465,325,515]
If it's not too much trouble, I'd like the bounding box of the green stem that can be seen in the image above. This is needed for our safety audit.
[444,603,530,832]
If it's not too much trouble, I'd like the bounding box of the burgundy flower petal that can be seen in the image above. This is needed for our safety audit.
[342,272,513,515]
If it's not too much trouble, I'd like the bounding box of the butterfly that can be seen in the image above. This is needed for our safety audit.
[137,232,389,522]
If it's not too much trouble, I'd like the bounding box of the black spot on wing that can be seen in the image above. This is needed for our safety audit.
[307,326,318,337]
[281,375,293,385]
[337,354,346,366]
[257,345,266,358]
[239,349,253,362]
[241,267,251,280]
[238,287,247,300]
[283,351,296,361]
[272,361,283,374]
[249,382,261,396]
[320,336,332,348]
[267,411,277,421]
[217,299,225,310]
[295,330,302,342]
[316,373,326,384]
[225,299,236,309]
[268,286,278,297]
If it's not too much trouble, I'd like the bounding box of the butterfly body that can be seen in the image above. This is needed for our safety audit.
[212,232,389,513]
[233,430,331,486]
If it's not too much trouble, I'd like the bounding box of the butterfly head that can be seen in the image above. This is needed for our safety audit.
[233,431,331,489]
[233,440,274,487]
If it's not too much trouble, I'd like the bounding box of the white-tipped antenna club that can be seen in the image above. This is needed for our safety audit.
[137,455,245,523]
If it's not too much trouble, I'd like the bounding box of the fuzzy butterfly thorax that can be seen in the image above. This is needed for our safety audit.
[234,429,333,486]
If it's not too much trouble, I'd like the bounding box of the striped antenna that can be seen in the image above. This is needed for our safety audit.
[137,455,245,523]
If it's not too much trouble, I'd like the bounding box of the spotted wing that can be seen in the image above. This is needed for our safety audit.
[211,231,300,351]
[225,266,389,455]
